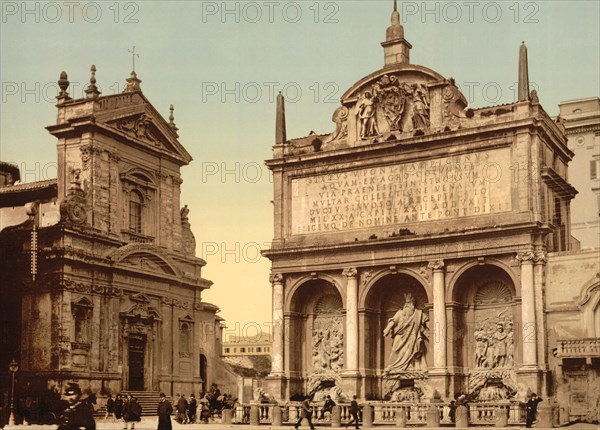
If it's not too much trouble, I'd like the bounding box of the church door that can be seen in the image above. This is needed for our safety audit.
[128,336,145,390]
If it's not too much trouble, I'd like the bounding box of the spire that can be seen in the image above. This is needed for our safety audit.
[381,0,412,67]
[169,104,179,131]
[518,41,530,102]
[275,92,286,145]
[85,65,101,99]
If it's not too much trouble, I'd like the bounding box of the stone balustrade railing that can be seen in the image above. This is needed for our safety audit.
[228,400,528,426]
[557,338,600,357]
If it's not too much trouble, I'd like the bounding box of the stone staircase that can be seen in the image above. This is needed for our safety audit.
[95,391,161,417]
[128,391,161,416]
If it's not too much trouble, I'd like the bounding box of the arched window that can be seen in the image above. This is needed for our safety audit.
[129,190,143,233]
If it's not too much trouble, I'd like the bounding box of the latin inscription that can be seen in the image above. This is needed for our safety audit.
[291,149,511,234]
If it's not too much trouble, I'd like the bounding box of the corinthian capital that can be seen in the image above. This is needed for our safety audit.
[515,251,535,264]
[269,273,283,285]
[427,260,445,271]
[533,251,547,265]
[342,267,358,278]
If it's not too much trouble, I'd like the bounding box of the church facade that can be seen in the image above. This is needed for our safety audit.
[0,67,224,407]
[263,2,599,420]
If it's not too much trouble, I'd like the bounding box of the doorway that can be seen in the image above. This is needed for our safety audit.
[128,335,145,390]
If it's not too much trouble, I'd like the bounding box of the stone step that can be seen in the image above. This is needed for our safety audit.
[95,391,161,417]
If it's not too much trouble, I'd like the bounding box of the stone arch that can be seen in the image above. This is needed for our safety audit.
[108,244,180,277]
[577,275,600,337]
[447,258,519,302]
[285,273,344,313]
[359,267,431,309]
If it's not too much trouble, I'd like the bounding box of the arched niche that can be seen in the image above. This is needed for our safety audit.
[362,274,429,380]
[450,264,518,400]
[287,279,344,379]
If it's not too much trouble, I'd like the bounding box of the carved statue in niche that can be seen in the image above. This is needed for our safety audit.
[356,91,379,139]
[411,83,430,130]
[383,293,429,374]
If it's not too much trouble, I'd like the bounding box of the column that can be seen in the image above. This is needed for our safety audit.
[428,260,447,370]
[343,268,358,372]
[517,252,537,368]
[270,273,284,375]
[533,251,547,368]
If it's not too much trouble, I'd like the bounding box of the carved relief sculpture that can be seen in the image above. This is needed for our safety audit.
[356,91,379,139]
[411,83,430,130]
[383,293,428,374]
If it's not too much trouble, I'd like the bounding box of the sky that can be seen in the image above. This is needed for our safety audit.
[1,0,599,336]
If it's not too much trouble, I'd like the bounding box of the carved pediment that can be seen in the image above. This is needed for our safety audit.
[287,65,472,155]
[121,302,161,322]
[120,252,177,276]
[94,92,192,165]
[130,293,150,303]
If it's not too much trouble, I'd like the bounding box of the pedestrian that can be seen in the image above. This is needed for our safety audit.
[157,393,173,430]
[320,395,336,419]
[56,382,96,430]
[105,394,115,422]
[448,400,456,423]
[188,394,197,424]
[345,395,359,429]
[525,393,543,428]
[295,395,315,430]
[114,394,124,421]
[123,394,142,430]
[199,394,210,424]
[177,394,189,424]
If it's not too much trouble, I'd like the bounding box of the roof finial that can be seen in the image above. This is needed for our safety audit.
[56,71,72,104]
[129,46,139,73]
[85,65,101,99]
[169,104,179,131]
[518,41,530,102]
[391,0,400,26]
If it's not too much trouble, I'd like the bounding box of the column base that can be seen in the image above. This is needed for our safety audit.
[264,374,287,403]
[516,366,543,396]
[427,369,450,400]
[340,370,361,398]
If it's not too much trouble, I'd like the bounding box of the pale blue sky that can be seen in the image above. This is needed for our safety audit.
[1,0,599,332]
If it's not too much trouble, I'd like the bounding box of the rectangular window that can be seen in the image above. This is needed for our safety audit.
[240,347,246,353]
[224,348,230,353]
[591,160,599,180]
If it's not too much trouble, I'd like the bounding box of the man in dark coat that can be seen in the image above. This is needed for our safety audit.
[57,382,96,430]
[188,394,197,424]
[319,395,336,419]
[123,394,142,430]
[294,395,315,430]
[177,394,189,424]
[105,394,115,421]
[157,393,173,430]
[345,395,360,429]
[114,394,124,420]
[525,393,543,428]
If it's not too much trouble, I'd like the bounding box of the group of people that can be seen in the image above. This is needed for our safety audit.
[104,392,142,429]
[293,394,361,430]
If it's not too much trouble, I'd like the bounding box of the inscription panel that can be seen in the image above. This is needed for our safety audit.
[291,148,511,235]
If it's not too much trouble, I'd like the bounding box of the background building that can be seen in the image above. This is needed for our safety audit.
[558,97,600,250]
[0,68,231,422]
[223,331,273,357]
